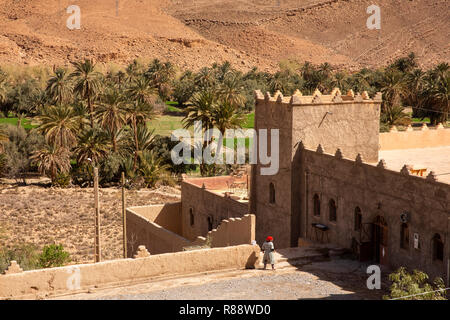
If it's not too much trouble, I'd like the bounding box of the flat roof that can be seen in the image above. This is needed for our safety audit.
[378,146,450,185]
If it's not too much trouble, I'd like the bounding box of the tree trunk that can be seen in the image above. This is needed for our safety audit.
[133,118,139,171]
[88,94,94,128]
[17,114,22,128]
[112,136,117,153]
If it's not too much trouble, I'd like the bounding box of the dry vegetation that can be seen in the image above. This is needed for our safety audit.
[0,180,180,264]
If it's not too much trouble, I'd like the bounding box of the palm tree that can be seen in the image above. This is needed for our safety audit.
[126,76,158,105]
[219,72,245,108]
[0,125,8,153]
[145,59,175,99]
[419,68,449,124]
[183,89,217,175]
[183,90,215,133]
[381,69,407,108]
[95,88,127,152]
[195,67,217,90]
[331,72,348,91]
[73,128,111,166]
[0,75,8,107]
[125,60,142,83]
[212,100,245,135]
[126,101,156,169]
[46,67,73,106]
[135,125,156,153]
[138,150,170,188]
[31,144,71,184]
[36,105,79,148]
[405,69,425,109]
[70,59,102,127]
[350,69,373,93]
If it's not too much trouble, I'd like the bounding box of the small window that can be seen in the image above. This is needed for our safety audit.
[269,183,275,204]
[313,194,320,216]
[433,234,444,261]
[354,207,362,231]
[189,208,194,226]
[207,216,213,231]
[329,199,337,222]
[400,223,409,249]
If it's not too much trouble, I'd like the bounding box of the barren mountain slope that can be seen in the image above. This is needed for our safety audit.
[0,0,266,70]
[0,0,448,70]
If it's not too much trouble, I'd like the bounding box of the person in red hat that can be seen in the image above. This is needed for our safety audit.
[262,236,275,270]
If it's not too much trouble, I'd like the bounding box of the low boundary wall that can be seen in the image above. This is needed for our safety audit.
[380,126,450,150]
[0,244,260,299]
[126,203,190,255]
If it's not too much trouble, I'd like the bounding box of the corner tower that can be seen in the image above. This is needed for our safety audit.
[250,88,382,248]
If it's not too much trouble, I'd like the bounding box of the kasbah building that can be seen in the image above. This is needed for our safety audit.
[125,87,450,284]
[2,87,450,298]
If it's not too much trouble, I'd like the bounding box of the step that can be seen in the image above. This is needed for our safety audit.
[258,246,348,269]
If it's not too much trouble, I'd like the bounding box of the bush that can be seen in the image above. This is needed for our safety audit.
[383,267,447,300]
[99,152,123,185]
[53,172,71,188]
[38,244,70,268]
[1,125,45,183]
[0,244,40,273]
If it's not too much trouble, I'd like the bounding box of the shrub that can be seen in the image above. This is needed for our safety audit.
[53,172,71,188]
[38,244,70,268]
[99,152,123,185]
[0,244,40,273]
[383,267,447,300]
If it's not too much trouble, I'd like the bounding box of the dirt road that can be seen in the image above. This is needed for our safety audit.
[52,258,389,300]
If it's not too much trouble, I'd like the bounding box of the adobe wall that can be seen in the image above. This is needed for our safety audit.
[126,203,191,256]
[181,180,249,241]
[251,91,294,248]
[299,145,450,281]
[291,101,380,163]
[207,214,256,248]
[0,244,261,299]
[380,126,450,150]
[128,202,182,235]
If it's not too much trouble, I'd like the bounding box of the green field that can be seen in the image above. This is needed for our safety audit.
[149,112,255,137]
[0,117,36,130]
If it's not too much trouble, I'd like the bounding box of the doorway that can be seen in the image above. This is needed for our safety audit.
[373,216,388,265]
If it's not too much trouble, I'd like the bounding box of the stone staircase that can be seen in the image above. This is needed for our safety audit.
[258,244,348,269]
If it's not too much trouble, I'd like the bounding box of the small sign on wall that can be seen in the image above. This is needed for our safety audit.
[414,233,419,249]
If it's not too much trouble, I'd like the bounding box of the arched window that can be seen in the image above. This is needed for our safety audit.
[329,199,337,222]
[313,194,320,216]
[433,234,444,261]
[207,216,213,231]
[354,207,362,231]
[400,223,409,249]
[269,183,275,204]
[189,208,194,226]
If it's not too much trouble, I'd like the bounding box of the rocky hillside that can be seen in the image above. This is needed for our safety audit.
[0,0,448,71]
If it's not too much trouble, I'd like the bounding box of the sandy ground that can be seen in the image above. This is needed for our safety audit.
[379,146,450,185]
[51,258,390,300]
[0,181,181,264]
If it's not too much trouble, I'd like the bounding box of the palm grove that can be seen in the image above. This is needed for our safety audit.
[0,54,448,186]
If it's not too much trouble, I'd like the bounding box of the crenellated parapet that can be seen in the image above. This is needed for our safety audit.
[254,88,382,106]
[300,142,448,187]
[380,123,450,150]
[192,214,256,248]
